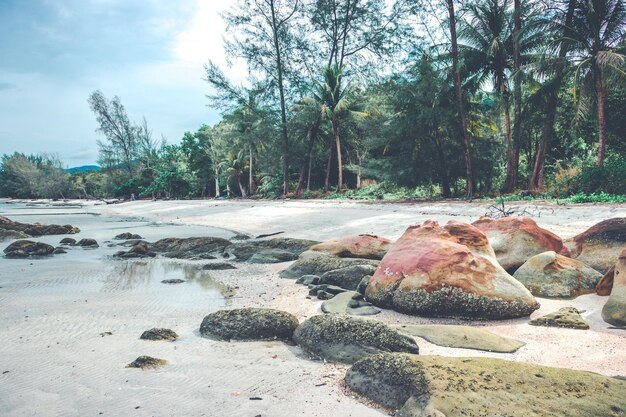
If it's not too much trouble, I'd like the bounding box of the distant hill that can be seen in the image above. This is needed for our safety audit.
[66,165,101,174]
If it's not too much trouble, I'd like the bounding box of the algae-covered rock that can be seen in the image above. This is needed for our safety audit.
[200,308,299,341]
[392,324,525,353]
[202,262,236,270]
[366,220,539,319]
[114,232,143,240]
[126,356,167,369]
[530,307,589,330]
[140,328,179,341]
[293,314,418,363]
[0,229,30,242]
[75,238,99,248]
[602,248,626,327]
[59,237,76,245]
[280,251,379,279]
[4,240,55,258]
[318,264,377,290]
[0,215,80,236]
[248,248,298,264]
[226,237,318,262]
[346,353,626,417]
[321,291,381,316]
[513,251,602,298]
[150,237,232,259]
[310,234,391,260]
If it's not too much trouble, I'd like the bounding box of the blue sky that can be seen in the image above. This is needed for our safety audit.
[0,0,241,167]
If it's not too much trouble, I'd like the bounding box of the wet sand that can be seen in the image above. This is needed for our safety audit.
[1,199,625,417]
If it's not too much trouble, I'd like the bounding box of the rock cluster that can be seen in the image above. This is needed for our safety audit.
[4,240,56,258]
[0,215,80,236]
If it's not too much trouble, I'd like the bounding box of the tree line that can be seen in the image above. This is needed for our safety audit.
[1,0,625,200]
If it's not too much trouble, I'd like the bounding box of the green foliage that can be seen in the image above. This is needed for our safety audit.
[324,183,440,201]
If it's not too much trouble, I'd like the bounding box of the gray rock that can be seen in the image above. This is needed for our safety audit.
[76,238,99,248]
[295,275,320,285]
[114,242,156,259]
[0,215,80,236]
[308,284,347,296]
[321,291,381,316]
[161,279,185,284]
[248,248,298,264]
[59,237,76,245]
[140,328,179,341]
[4,240,55,258]
[280,251,379,279]
[293,314,418,363]
[356,276,370,295]
[602,248,626,327]
[53,247,67,255]
[200,308,299,341]
[150,237,232,260]
[318,264,377,290]
[317,290,335,300]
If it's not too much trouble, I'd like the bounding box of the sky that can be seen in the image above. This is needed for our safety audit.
[0,0,244,167]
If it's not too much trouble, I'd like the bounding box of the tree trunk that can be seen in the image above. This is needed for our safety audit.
[306,151,313,192]
[434,133,451,198]
[249,144,254,196]
[295,122,319,196]
[529,0,575,190]
[269,1,290,196]
[596,72,607,167]
[324,140,333,192]
[214,168,220,197]
[334,119,343,191]
[446,0,474,197]
[237,174,246,198]
[503,0,522,193]
[501,87,514,193]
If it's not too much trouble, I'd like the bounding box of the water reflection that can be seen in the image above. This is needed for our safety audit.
[101,260,230,295]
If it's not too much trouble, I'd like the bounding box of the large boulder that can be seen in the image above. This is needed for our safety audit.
[345,353,626,417]
[318,264,377,290]
[366,221,539,319]
[310,234,391,260]
[226,237,319,262]
[602,248,626,327]
[472,216,567,271]
[4,240,55,258]
[292,314,418,364]
[280,251,379,279]
[569,218,626,273]
[0,215,80,236]
[150,237,232,259]
[513,251,602,298]
[200,308,299,341]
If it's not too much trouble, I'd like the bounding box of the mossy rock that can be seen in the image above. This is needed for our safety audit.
[202,262,236,270]
[293,314,418,363]
[4,240,55,258]
[530,307,589,330]
[150,237,232,260]
[248,248,298,264]
[140,328,179,341]
[392,324,525,353]
[226,238,319,262]
[126,356,167,370]
[346,353,626,417]
[280,251,379,279]
[200,308,299,341]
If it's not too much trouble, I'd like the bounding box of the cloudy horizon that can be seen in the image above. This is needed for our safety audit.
[0,0,242,167]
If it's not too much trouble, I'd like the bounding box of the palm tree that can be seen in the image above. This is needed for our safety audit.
[562,0,626,167]
[219,150,249,198]
[313,65,362,192]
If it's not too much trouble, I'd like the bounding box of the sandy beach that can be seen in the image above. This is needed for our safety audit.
[1,199,625,417]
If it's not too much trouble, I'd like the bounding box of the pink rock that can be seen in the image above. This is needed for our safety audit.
[310,234,391,260]
[569,218,626,273]
[472,216,567,271]
[366,220,539,319]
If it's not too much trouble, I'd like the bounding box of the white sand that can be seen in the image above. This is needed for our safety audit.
[1,199,625,417]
